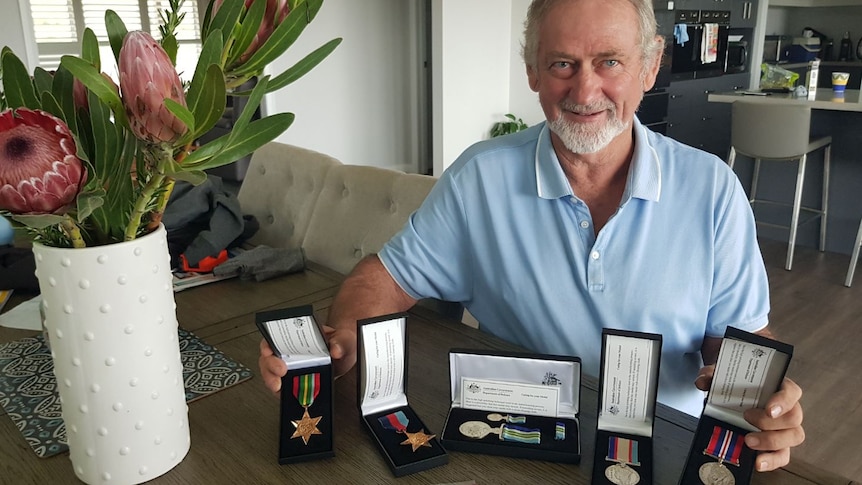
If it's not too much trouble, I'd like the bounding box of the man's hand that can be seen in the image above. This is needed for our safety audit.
[259,338,287,395]
[695,366,805,472]
[322,324,358,378]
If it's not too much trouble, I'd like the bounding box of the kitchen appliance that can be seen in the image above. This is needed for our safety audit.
[671,10,731,80]
[763,35,791,63]
[726,36,749,73]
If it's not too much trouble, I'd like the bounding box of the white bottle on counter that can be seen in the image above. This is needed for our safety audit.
[806,59,820,101]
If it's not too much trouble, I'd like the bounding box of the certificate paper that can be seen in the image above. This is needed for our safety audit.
[361,319,405,404]
[460,377,560,417]
[710,339,776,411]
[601,336,652,422]
[265,316,329,366]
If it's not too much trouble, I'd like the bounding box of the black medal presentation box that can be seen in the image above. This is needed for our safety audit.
[440,349,582,464]
[256,305,334,464]
[679,327,793,485]
[592,329,663,485]
[356,313,448,477]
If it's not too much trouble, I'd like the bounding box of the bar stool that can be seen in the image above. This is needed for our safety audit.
[846,218,862,287]
[727,101,831,271]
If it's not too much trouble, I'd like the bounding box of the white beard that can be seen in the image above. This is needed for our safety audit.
[548,101,627,154]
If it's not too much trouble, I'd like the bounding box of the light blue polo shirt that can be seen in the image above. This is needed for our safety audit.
[379,119,769,417]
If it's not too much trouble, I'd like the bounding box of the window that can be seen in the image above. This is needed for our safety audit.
[29,0,202,82]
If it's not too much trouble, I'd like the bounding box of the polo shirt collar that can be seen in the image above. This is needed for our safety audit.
[535,117,662,202]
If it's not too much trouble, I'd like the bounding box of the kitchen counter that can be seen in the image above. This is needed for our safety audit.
[708,88,862,111]
[708,88,862,256]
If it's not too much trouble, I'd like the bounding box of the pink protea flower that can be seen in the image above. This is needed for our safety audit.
[119,31,188,144]
[0,108,86,214]
[214,0,290,64]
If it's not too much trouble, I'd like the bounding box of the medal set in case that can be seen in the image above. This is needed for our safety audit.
[357,313,448,477]
[592,329,663,485]
[440,349,582,464]
[256,305,335,464]
[679,327,793,485]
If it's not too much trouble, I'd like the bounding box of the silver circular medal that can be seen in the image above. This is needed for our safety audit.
[487,413,505,422]
[459,421,492,439]
[698,462,735,485]
[605,463,640,485]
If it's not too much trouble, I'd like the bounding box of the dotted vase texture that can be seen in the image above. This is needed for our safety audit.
[32,226,190,485]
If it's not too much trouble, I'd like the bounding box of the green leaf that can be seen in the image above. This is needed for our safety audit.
[81,28,101,70]
[61,56,128,128]
[51,67,77,133]
[201,0,216,40]
[1,51,40,109]
[161,34,179,66]
[232,1,319,76]
[105,10,128,65]
[164,98,195,135]
[164,159,207,185]
[76,186,106,223]
[10,214,67,229]
[33,68,54,99]
[186,30,224,113]
[226,75,269,142]
[39,92,64,121]
[186,113,294,170]
[228,0,266,67]
[183,64,225,144]
[263,38,341,93]
[207,0,243,50]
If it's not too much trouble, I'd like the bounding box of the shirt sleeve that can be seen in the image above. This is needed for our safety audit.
[706,173,770,337]
[378,165,473,303]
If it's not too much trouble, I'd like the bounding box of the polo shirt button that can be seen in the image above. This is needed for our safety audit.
[590,251,600,260]
[580,221,589,229]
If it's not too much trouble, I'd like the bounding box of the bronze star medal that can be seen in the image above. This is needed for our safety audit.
[290,373,323,445]
[291,408,323,444]
[379,411,435,453]
[401,429,436,451]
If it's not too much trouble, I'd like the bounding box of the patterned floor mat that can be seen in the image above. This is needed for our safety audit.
[0,328,253,458]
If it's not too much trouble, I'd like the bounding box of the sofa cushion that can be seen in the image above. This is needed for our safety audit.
[302,164,436,275]
[237,143,340,250]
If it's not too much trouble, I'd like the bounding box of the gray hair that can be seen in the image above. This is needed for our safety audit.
[521,0,663,70]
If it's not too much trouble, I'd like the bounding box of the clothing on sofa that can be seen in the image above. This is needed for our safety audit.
[163,175,257,268]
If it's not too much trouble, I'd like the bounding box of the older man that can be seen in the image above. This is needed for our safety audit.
[260,0,804,472]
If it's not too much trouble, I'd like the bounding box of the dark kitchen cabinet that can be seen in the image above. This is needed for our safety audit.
[666,73,749,159]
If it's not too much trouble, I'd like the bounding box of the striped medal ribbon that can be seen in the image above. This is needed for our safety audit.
[290,373,322,444]
[698,426,745,485]
[605,436,641,485]
[378,411,409,433]
[499,424,541,444]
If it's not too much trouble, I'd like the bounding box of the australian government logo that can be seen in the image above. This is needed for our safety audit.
[542,371,561,386]
[467,382,481,393]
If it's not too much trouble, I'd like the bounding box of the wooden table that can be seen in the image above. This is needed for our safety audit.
[0,264,854,484]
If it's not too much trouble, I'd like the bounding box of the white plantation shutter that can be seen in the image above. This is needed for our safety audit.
[29,0,201,79]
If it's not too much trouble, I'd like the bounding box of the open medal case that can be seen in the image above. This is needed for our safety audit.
[357,313,448,477]
[256,305,334,464]
[592,329,662,485]
[440,349,582,463]
[679,326,793,485]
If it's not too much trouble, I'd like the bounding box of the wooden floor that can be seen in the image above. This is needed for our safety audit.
[758,238,862,482]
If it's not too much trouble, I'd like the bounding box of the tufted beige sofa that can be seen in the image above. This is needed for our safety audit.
[237,142,437,276]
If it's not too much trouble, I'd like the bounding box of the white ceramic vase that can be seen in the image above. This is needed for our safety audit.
[32,225,190,484]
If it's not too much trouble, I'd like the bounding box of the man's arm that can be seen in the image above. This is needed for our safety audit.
[697,327,804,473]
[325,255,418,377]
[258,255,417,394]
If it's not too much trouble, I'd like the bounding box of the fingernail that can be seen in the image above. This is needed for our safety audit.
[746,435,760,448]
[770,405,782,418]
[758,460,769,471]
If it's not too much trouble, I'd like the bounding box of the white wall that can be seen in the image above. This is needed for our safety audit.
[1,0,39,72]
[431,0,513,175]
[264,0,420,173]
[509,0,545,128]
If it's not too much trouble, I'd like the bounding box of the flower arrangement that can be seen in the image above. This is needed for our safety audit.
[0,0,340,248]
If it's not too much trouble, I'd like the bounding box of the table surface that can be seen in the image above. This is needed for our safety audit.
[709,88,862,112]
[0,264,855,485]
